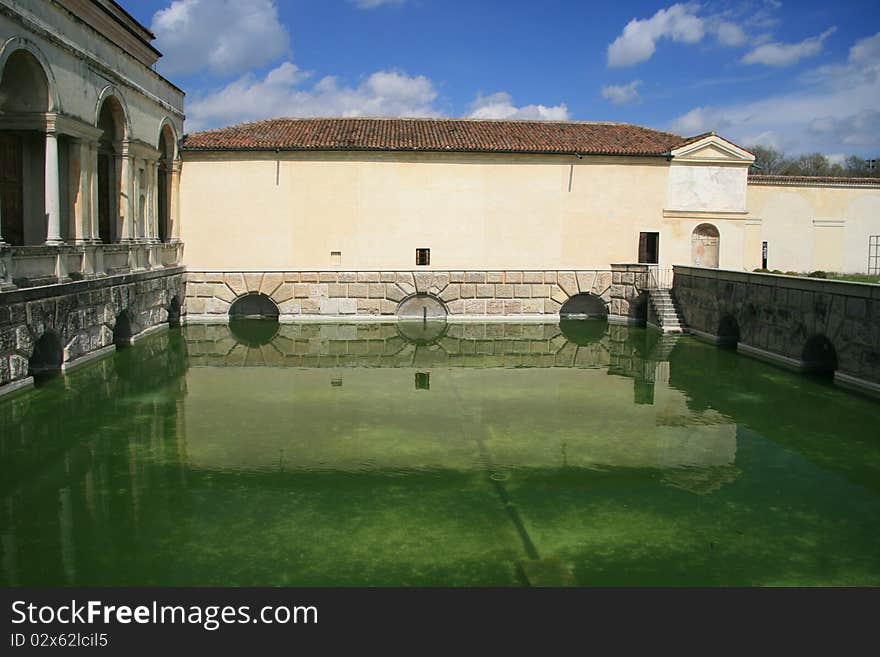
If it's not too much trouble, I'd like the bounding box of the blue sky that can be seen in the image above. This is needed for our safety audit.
[127,1,879,157]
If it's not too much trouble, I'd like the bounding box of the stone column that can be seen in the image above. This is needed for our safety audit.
[68,138,88,244]
[119,146,133,241]
[88,143,99,242]
[149,161,159,242]
[170,161,181,241]
[45,131,63,245]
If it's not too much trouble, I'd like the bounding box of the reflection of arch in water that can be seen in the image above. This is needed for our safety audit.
[802,334,837,377]
[228,317,280,347]
[229,293,279,318]
[397,320,448,346]
[28,331,63,376]
[560,293,608,318]
[559,318,607,346]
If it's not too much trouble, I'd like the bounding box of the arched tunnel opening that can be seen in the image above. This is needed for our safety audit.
[802,335,838,378]
[28,331,64,384]
[228,293,280,346]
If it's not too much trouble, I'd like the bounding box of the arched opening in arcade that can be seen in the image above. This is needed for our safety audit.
[96,95,126,244]
[691,223,720,268]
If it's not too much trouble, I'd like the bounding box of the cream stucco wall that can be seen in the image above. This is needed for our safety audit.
[746,183,880,273]
[180,151,674,271]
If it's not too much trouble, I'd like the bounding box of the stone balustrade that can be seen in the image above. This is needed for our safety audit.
[0,241,183,290]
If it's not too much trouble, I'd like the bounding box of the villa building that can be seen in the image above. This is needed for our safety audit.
[0,0,879,398]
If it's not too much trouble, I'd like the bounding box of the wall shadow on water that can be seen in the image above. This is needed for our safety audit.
[668,338,880,493]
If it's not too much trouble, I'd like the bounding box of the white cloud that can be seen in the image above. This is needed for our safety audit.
[349,0,407,7]
[741,27,836,67]
[601,80,642,105]
[185,63,441,132]
[152,0,290,77]
[607,3,705,67]
[668,31,880,155]
[715,21,747,47]
[467,92,569,120]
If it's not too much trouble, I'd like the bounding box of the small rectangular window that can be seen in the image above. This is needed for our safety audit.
[416,248,430,266]
[330,251,341,266]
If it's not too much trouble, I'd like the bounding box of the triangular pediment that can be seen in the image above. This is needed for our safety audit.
[671,134,755,164]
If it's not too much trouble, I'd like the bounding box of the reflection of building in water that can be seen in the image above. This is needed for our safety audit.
[0,331,189,585]
[180,321,737,477]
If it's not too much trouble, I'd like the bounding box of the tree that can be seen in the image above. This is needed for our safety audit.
[784,153,831,176]
[748,145,788,174]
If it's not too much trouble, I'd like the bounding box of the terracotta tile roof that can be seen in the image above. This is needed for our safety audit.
[181,117,689,156]
[748,174,880,187]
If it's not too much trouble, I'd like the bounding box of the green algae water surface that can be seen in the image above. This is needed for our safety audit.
[1,320,879,586]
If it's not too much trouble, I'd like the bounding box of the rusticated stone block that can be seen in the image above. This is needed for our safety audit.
[283,272,300,282]
[413,272,434,292]
[460,283,476,298]
[495,284,513,298]
[206,297,230,315]
[380,272,396,282]
[272,284,296,303]
[300,299,320,314]
[476,284,494,298]
[380,299,398,314]
[440,284,460,302]
[557,272,578,296]
[487,271,504,283]
[576,271,596,293]
[522,271,543,284]
[544,298,561,313]
[357,299,381,314]
[505,271,522,284]
[293,283,310,298]
[531,284,550,298]
[300,272,319,283]
[368,283,386,298]
[348,283,368,298]
[328,283,347,297]
[486,300,505,314]
[464,299,486,314]
[446,299,465,314]
[514,284,531,298]
[309,283,329,298]
[550,285,568,305]
[358,272,380,283]
[244,273,263,292]
[260,273,283,295]
[449,271,465,283]
[319,298,340,314]
[278,299,301,314]
[187,298,206,314]
[465,272,487,283]
[319,272,337,283]
[338,272,358,283]
[385,284,406,302]
[504,299,523,314]
[522,299,543,314]
[339,299,358,314]
[214,284,237,303]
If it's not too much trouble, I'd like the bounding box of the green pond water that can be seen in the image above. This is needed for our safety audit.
[1,319,879,587]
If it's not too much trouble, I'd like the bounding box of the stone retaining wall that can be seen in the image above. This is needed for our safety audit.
[0,267,185,397]
[184,265,650,322]
[673,265,880,393]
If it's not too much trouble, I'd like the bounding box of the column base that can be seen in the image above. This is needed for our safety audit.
[44,239,65,246]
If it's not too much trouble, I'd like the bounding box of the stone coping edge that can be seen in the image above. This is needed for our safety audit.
[183,313,567,325]
[834,371,880,399]
[0,376,34,400]
[673,265,880,298]
[61,345,116,373]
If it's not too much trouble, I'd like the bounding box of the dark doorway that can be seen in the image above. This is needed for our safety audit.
[638,232,659,264]
[229,293,279,318]
[168,296,181,327]
[0,133,24,246]
[113,311,134,346]
[29,331,63,379]
[560,293,607,318]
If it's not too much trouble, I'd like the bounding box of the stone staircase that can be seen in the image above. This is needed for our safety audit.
[648,288,686,334]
